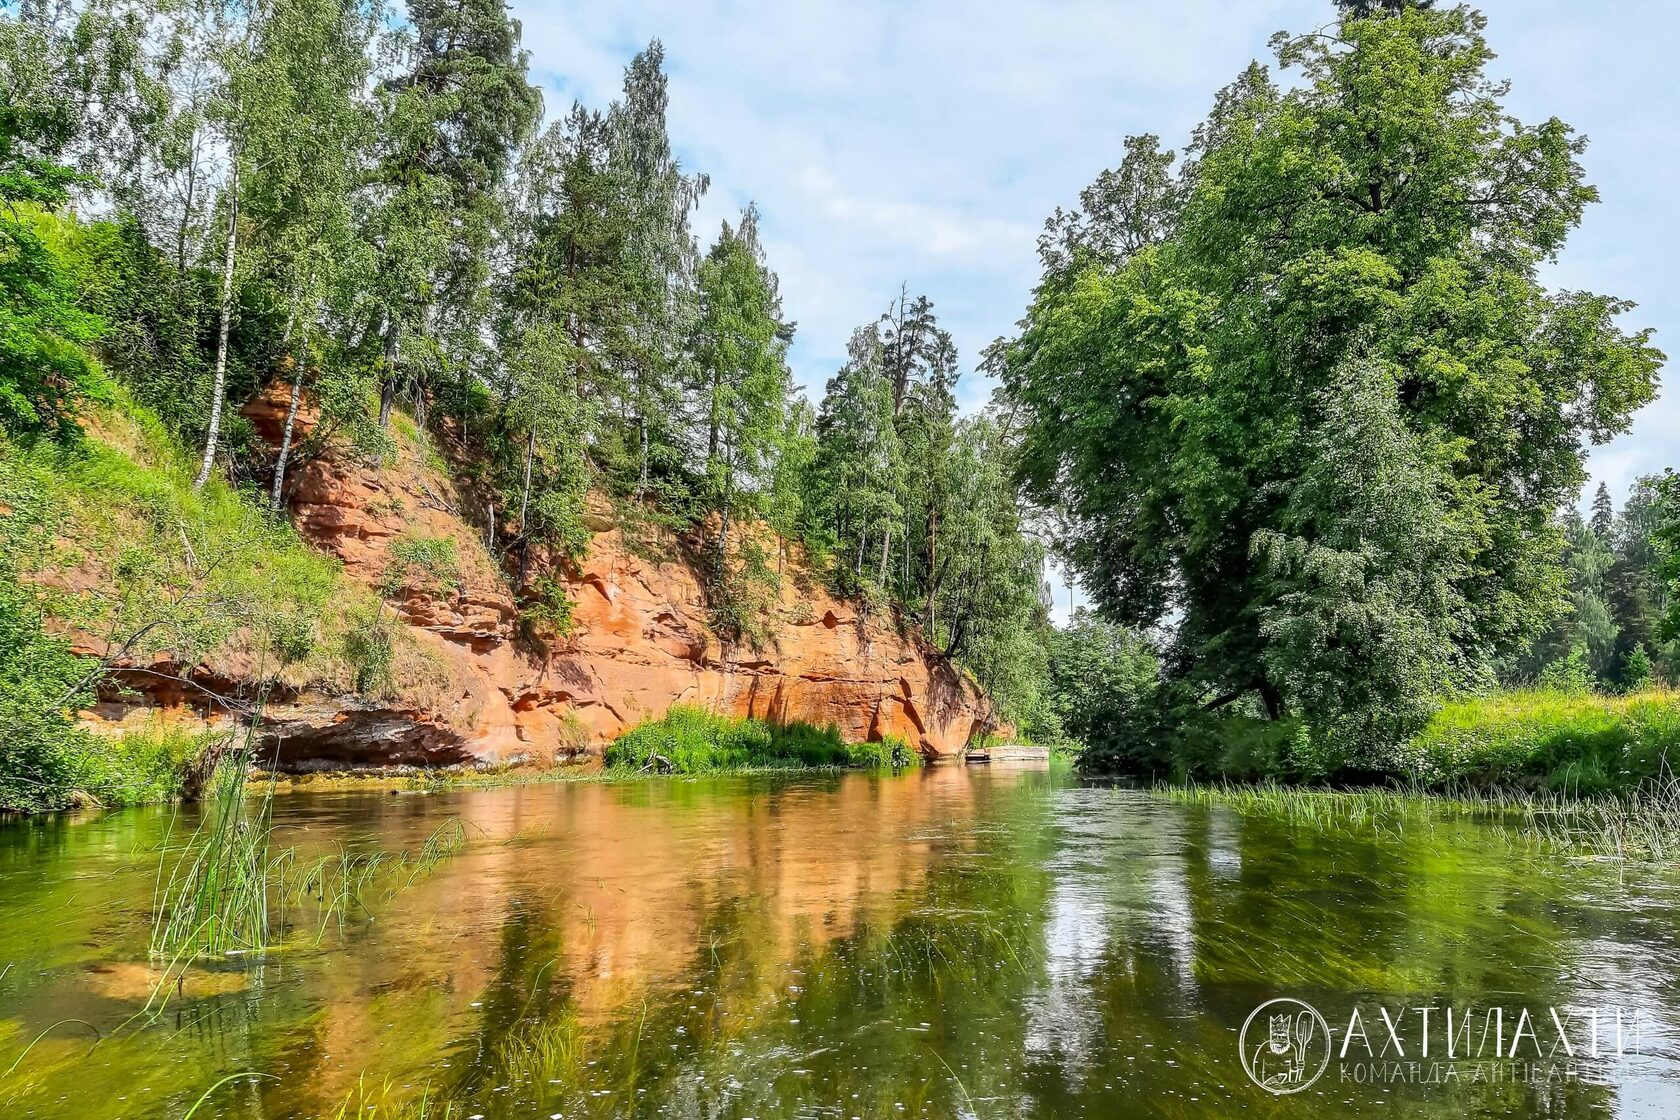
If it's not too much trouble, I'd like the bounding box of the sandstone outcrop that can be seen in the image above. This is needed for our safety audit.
[80,388,999,769]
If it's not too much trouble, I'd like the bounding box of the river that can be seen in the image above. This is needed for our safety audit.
[2,765,1678,1117]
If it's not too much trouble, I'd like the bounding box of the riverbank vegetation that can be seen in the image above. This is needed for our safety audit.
[0,390,452,811]
[1004,0,1680,784]
[602,705,917,774]
[5,0,1680,808]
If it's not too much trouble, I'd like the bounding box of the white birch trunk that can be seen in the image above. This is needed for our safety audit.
[193,159,239,492]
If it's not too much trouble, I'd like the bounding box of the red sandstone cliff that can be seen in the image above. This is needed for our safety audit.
[154,387,996,769]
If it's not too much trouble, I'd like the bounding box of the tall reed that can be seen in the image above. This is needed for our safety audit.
[149,722,277,961]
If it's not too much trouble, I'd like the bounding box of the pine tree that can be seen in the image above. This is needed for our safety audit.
[607,41,705,500]
[693,205,792,562]
[364,0,539,427]
[1590,482,1614,538]
[814,324,903,594]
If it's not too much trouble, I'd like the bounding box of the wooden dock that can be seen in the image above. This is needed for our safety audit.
[964,743,1050,764]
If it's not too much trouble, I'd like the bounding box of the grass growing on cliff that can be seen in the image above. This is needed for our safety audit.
[1398,688,1680,793]
[0,394,453,811]
[603,705,920,773]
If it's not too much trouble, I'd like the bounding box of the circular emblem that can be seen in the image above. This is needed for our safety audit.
[1239,998,1331,1095]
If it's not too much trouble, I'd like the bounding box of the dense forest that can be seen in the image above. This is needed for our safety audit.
[0,0,1064,805]
[3,0,1680,807]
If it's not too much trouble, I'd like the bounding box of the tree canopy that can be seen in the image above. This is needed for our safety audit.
[1004,3,1664,770]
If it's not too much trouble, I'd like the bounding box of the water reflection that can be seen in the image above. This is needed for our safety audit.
[1,767,1678,1117]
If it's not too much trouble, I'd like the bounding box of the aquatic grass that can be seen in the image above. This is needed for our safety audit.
[603,705,918,773]
[291,818,469,944]
[1154,776,1680,862]
[151,702,472,971]
[148,731,276,962]
[331,1076,458,1119]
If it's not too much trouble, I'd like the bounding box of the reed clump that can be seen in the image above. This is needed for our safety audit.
[150,723,471,968]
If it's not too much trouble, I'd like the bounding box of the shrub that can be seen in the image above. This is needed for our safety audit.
[0,573,99,812]
[81,721,225,807]
[843,733,922,770]
[343,604,396,696]
[518,573,575,642]
[380,533,461,597]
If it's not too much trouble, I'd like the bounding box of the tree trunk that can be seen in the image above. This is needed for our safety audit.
[377,313,399,428]
[518,426,535,530]
[717,442,735,571]
[176,139,198,275]
[637,413,649,502]
[707,367,721,464]
[876,527,892,589]
[925,507,939,632]
[516,426,535,587]
[269,311,301,515]
[193,160,239,492]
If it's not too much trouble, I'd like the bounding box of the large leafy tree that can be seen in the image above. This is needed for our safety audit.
[1004,5,1663,767]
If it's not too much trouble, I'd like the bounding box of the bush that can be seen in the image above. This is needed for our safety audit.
[603,705,912,773]
[81,722,224,807]
[0,573,99,812]
[380,533,461,597]
[1401,689,1680,793]
[518,573,575,643]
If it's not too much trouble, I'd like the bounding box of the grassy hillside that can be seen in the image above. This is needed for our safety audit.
[0,392,447,811]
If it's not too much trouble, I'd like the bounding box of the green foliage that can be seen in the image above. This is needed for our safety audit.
[380,533,461,598]
[1538,645,1594,695]
[343,603,396,696]
[1619,646,1655,695]
[603,705,909,773]
[1401,689,1680,793]
[518,572,575,641]
[1046,610,1158,763]
[704,533,779,648]
[1004,5,1663,769]
[1657,472,1680,651]
[0,536,98,813]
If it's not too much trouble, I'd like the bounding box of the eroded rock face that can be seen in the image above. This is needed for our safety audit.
[95,386,996,769]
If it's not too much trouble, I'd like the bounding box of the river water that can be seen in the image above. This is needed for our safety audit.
[2,765,1679,1118]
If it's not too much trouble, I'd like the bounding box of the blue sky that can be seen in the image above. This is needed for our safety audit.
[510,1,1676,617]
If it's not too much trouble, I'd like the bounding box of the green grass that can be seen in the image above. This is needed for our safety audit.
[1400,688,1680,793]
[1154,776,1680,863]
[602,705,920,774]
[1,393,453,812]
